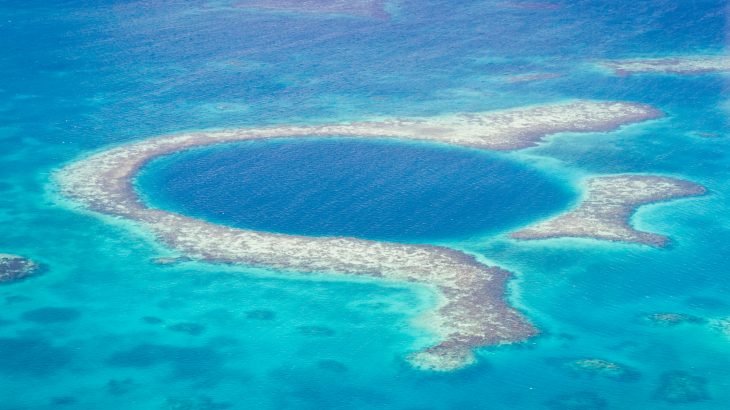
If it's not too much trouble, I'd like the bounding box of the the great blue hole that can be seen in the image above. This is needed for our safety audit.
[136,138,574,242]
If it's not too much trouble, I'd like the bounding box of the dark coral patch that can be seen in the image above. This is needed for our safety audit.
[5,295,30,304]
[163,396,233,410]
[544,391,608,410]
[106,378,137,396]
[142,316,164,324]
[50,396,77,406]
[298,325,335,336]
[547,357,641,382]
[0,336,72,375]
[317,359,348,373]
[22,307,81,323]
[168,322,206,336]
[107,343,223,379]
[245,309,276,320]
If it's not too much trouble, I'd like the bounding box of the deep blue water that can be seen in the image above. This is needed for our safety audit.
[138,139,573,242]
[1,0,730,409]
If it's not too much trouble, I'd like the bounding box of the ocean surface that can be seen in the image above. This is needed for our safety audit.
[1,1,730,409]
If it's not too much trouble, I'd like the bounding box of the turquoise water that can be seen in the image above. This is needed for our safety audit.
[1,1,730,409]
[137,139,574,242]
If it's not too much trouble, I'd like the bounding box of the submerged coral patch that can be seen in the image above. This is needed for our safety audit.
[545,391,608,410]
[0,253,42,284]
[21,307,81,324]
[168,322,206,335]
[641,312,706,327]
[141,315,165,324]
[107,343,224,379]
[654,371,710,403]
[0,336,73,375]
[50,396,78,406]
[246,309,276,320]
[317,359,348,373]
[162,396,233,410]
[106,378,137,396]
[298,325,336,336]
[549,357,641,382]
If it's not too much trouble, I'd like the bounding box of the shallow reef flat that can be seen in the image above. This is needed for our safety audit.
[510,175,706,246]
[642,312,706,327]
[599,55,730,75]
[55,100,667,371]
[554,357,641,382]
[348,100,662,150]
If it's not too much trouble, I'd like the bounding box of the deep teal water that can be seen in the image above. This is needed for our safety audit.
[137,139,574,242]
[1,1,730,409]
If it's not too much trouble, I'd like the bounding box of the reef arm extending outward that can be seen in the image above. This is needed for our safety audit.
[55,100,670,371]
[151,212,532,371]
[510,175,707,246]
[599,56,730,76]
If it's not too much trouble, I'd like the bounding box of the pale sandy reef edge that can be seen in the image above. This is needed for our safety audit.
[511,175,706,246]
[55,100,692,371]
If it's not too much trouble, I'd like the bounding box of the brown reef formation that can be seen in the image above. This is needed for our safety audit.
[511,175,706,246]
[599,56,730,76]
[642,312,706,327]
[0,254,42,284]
[55,100,669,370]
[561,358,641,381]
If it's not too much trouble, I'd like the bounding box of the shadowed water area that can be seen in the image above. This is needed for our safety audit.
[137,139,574,241]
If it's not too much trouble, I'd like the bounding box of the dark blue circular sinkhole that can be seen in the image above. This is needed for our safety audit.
[137,138,573,242]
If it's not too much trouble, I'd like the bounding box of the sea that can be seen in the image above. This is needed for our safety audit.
[1,1,729,409]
